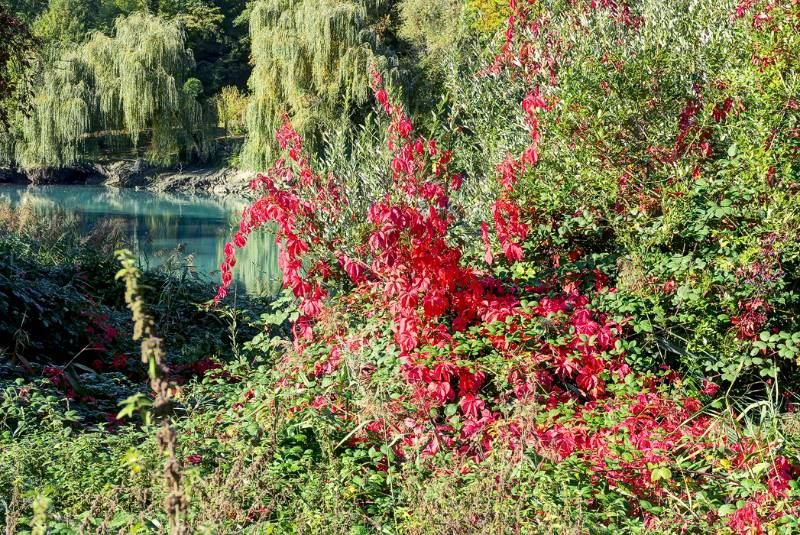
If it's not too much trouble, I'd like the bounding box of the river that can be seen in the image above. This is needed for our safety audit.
[0,184,280,296]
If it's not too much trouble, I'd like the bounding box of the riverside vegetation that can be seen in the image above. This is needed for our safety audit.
[2,0,800,533]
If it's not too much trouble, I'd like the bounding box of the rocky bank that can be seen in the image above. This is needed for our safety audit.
[0,160,255,197]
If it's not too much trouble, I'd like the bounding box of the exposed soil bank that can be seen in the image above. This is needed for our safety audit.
[0,160,255,196]
[0,168,29,184]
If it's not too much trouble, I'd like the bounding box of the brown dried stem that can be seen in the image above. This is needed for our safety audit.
[115,250,188,535]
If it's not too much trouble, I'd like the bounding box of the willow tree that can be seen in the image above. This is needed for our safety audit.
[15,12,208,168]
[240,0,396,171]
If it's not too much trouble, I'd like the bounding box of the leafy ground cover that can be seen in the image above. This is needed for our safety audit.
[2,0,800,533]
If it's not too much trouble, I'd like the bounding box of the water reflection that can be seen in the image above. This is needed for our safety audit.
[0,184,281,295]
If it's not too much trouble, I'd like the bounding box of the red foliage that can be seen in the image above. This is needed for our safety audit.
[732,299,769,339]
[216,1,798,526]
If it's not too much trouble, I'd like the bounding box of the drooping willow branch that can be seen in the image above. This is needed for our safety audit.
[115,249,188,535]
[13,13,207,169]
[240,0,395,170]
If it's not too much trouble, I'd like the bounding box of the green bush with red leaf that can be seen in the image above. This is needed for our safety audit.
[210,1,800,531]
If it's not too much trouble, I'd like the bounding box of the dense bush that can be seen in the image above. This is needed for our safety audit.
[0,202,275,434]
[211,0,800,531]
[443,0,800,386]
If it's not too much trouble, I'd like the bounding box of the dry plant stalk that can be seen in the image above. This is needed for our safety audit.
[115,249,188,534]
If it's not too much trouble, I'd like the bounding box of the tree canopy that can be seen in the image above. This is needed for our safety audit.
[239,0,399,170]
[0,10,35,126]
[14,13,209,168]
[1,0,467,170]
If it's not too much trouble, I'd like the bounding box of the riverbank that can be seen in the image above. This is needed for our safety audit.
[0,160,255,197]
[0,182,281,295]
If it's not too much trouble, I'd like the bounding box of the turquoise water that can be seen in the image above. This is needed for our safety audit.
[0,184,280,295]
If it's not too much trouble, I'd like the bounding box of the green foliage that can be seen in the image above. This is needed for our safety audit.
[14,12,209,168]
[466,0,509,35]
[214,85,247,135]
[446,0,800,388]
[0,10,36,128]
[155,0,246,96]
[158,0,225,38]
[0,0,49,25]
[32,0,115,45]
[159,0,251,97]
[398,0,464,72]
[182,77,204,99]
[240,0,397,170]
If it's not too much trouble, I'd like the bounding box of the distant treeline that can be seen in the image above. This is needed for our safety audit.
[0,0,505,171]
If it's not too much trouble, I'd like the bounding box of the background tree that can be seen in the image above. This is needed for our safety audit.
[215,85,248,136]
[0,0,48,24]
[239,0,401,171]
[398,0,464,72]
[3,0,460,171]
[14,13,209,168]
[32,0,116,46]
[0,11,35,121]
[126,0,251,96]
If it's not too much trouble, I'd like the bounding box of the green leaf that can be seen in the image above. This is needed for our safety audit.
[650,467,672,482]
